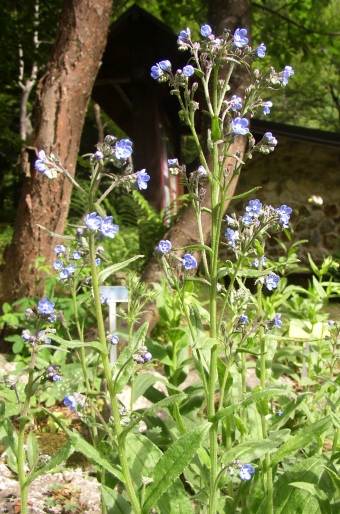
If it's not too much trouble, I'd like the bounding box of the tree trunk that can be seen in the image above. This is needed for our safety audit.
[139,0,251,332]
[1,0,113,303]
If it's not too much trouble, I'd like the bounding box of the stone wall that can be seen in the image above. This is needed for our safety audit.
[228,127,340,265]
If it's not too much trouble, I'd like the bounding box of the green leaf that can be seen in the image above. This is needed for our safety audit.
[290,482,328,501]
[181,244,212,255]
[211,388,294,423]
[112,323,149,391]
[25,438,75,487]
[271,417,332,467]
[270,456,335,514]
[120,394,187,440]
[0,418,18,473]
[98,255,143,284]
[68,430,124,482]
[156,479,193,514]
[49,334,107,354]
[193,336,218,351]
[211,116,221,142]
[189,304,206,344]
[36,224,75,241]
[101,485,132,514]
[26,431,39,470]
[141,423,210,513]
[42,411,124,482]
[125,432,162,488]
[226,186,261,201]
[221,439,280,465]
[132,373,161,403]
[92,202,107,219]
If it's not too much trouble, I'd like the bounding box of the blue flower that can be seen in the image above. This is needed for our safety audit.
[168,158,179,167]
[151,64,163,80]
[276,205,292,227]
[225,228,239,248]
[157,240,172,253]
[263,101,273,115]
[182,254,197,270]
[233,28,248,48]
[256,43,266,58]
[328,320,336,326]
[64,395,77,412]
[53,260,63,270]
[159,60,171,71]
[72,251,82,260]
[111,332,119,345]
[95,258,101,266]
[60,268,70,280]
[115,139,133,160]
[239,314,249,325]
[272,313,282,328]
[35,150,47,174]
[263,132,278,146]
[67,264,76,275]
[183,65,195,77]
[252,256,266,268]
[22,330,31,341]
[143,351,152,363]
[49,314,57,323]
[265,274,280,291]
[94,150,103,159]
[242,213,253,225]
[230,95,243,112]
[201,24,212,37]
[231,117,249,135]
[38,330,51,344]
[239,464,255,481]
[38,297,55,315]
[246,199,262,217]
[277,409,283,416]
[178,28,191,41]
[85,212,102,231]
[282,66,294,85]
[136,169,150,190]
[54,245,65,254]
[101,216,119,238]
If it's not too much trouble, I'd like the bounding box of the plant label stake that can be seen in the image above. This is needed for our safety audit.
[99,286,128,364]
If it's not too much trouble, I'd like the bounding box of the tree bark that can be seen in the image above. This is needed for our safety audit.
[139,0,251,332]
[1,0,113,303]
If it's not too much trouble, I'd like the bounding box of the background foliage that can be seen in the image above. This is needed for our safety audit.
[0,0,339,260]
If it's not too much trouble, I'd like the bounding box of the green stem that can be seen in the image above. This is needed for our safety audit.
[89,234,141,513]
[17,418,28,514]
[257,279,273,514]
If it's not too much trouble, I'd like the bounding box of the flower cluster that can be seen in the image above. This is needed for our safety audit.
[63,392,87,413]
[133,346,153,364]
[85,213,119,239]
[46,364,62,382]
[22,326,56,347]
[34,150,60,179]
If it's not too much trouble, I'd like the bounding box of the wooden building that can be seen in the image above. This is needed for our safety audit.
[92,5,187,212]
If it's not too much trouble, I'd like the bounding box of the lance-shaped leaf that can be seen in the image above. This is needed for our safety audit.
[211,388,294,423]
[98,255,144,284]
[25,438,75,487]
[271,416,332,467]
[49,333,107,354]
[141,423,210,513]
[101,485,132,514]
[221,439,280,465]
